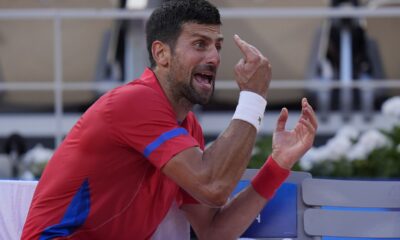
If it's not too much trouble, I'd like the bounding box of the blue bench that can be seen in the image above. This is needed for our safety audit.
[237,170,400,239]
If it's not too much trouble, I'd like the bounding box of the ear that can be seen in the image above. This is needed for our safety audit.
[151,40,170,68]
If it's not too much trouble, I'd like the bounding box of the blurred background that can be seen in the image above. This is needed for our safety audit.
[0,0,400,179]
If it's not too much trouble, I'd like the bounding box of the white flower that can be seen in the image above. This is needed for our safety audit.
[300,135,353,170]
[325,135,353,160]
[346,144,368,160]
[336,125,360,141]
[359,129,392,149]
[23,144,54,176]
[23,144,54,165]
[382,96,400,118]
[346,129,391,161]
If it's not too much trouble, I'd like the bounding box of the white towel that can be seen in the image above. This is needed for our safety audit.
[0,180,190,240]
[0,180,37,240]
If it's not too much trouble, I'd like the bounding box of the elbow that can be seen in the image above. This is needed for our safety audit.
[205,194,227,208]
[199,183,231,207]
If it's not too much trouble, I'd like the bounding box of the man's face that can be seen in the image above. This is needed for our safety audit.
[167,22,223,105]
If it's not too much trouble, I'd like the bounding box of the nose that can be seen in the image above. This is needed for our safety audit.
[206,46,220,67]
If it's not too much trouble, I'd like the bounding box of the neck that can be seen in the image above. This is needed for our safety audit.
[152,67,193,122]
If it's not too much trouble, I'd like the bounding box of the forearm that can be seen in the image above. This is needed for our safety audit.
[200,119,257,201]
[194,90,268,205]
[205,186,266,240]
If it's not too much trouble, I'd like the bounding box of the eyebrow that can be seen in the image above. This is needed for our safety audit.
[191,32,224,43]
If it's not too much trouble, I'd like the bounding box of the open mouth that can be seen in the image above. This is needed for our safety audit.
[194,72,214,86]
[192,65,216,91]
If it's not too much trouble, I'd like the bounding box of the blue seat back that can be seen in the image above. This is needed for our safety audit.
[232,180,298,238]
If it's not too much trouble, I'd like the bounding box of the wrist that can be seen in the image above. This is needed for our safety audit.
[232,91,267,132]
[251,155,290,200]
[271,153,292,170]
[241,88,267,100]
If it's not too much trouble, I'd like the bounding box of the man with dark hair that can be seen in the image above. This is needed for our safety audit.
[22,0,317,239]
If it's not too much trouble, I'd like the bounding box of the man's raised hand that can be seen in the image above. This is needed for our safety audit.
[233,34,271,99]
[271,98,318,169]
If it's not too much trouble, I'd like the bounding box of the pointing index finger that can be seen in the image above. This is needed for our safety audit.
[233,34,255,61]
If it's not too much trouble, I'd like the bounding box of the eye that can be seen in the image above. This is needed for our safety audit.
[194,40,206,50]
[216,43,222,52]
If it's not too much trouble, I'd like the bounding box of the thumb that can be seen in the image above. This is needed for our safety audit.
[275,108,288,132]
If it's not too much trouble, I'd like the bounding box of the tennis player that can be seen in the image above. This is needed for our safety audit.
[22,0,317,239]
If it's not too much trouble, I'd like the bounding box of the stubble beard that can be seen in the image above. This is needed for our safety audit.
[168,58,214,106]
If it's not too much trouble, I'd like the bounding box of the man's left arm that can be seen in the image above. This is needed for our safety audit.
[182,98,318,239]
[182,182,266,240]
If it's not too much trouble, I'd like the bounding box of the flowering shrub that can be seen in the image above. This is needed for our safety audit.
[20,144,54,180]
[250,96,400,178]
[300,126,400,178]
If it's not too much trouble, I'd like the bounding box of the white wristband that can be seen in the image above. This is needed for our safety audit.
[232,91,267,132]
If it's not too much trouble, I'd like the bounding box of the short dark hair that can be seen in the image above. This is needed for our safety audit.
[146,0,221,68]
